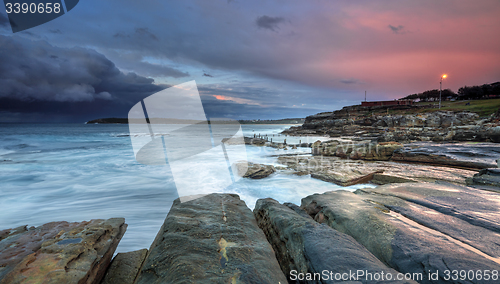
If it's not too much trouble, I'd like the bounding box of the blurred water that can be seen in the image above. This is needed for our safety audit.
[0,123,373,253]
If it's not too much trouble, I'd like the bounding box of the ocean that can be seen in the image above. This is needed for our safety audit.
[0,123,374,253]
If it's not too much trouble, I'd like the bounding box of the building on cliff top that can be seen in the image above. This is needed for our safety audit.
[361,99,413,107]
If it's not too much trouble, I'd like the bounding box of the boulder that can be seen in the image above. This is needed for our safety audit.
[235,162,276,179]
[0,218,126,284]
[135,194,287,284]
[254,198,417,284]
[301,188,500,284]
[101,249,148,284]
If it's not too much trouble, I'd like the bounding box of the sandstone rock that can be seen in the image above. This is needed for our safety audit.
[313,140,402,161]
[282,108,489,144]
[135,194,287,284]
[254,198,417,284]
[235,162,276,179]
[356,184,500,259]
[466,168,500,189]
[0,218,126,284]
[359,182,500,236]
[278,155,476,186]
[360,142,403,161]
[311,170,383,186]
[0,226,27,243]
[452,128,488,142]
[392,142,499,169]
[101,249,148,284]
[301,189,500,284]
[488,126,500,143]
[371,173,416,184]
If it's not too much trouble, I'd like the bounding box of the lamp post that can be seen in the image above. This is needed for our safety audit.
[439,74,447,109]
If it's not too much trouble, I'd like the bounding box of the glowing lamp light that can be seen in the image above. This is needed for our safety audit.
[439,74,448,109]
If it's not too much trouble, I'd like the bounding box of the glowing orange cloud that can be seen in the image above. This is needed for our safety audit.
[213,95,261,106]
[214,95,230,101]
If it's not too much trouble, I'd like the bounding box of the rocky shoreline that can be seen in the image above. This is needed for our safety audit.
[3,109,500,283]
[3,182,498,283]
[282,106,500,143]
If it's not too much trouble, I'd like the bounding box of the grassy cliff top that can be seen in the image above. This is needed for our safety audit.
[379,99,500,117]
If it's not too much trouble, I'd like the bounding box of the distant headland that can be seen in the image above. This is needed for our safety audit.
[85,117,305,125]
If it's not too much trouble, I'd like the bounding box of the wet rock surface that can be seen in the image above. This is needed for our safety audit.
[392,142,500,169]
[0,218,126,284]
[301,185,500,284]
[135,193,287,284]
[356,185,500,259]
[363,182,500,233]
[101,249,148,284]
[254,198,417,284]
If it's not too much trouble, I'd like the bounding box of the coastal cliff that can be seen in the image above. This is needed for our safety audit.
[282,104,500,143]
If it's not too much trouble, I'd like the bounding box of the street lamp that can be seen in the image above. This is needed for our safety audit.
[439,74,447,109]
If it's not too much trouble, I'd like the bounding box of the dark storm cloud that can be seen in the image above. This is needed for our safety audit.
[103,50,190,78]
[256,15,285,31]
[388,24,405,34]
[0,35,165,122]
[135,28,158,41]
[0,35,164,102]
[0,12,9,28]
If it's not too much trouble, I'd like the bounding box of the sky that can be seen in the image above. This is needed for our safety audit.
[0,0,499,122]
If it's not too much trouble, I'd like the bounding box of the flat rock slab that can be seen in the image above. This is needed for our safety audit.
[363,182,500,233]
[356,186,500,260]
[135,193,287,284]
[301,189,500,284]
[278,156,476,186]
[311,170,382,186]
[101,249,147,284]
[254,198,417,283]
[392,142,500,169]
[0,218,126,284]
